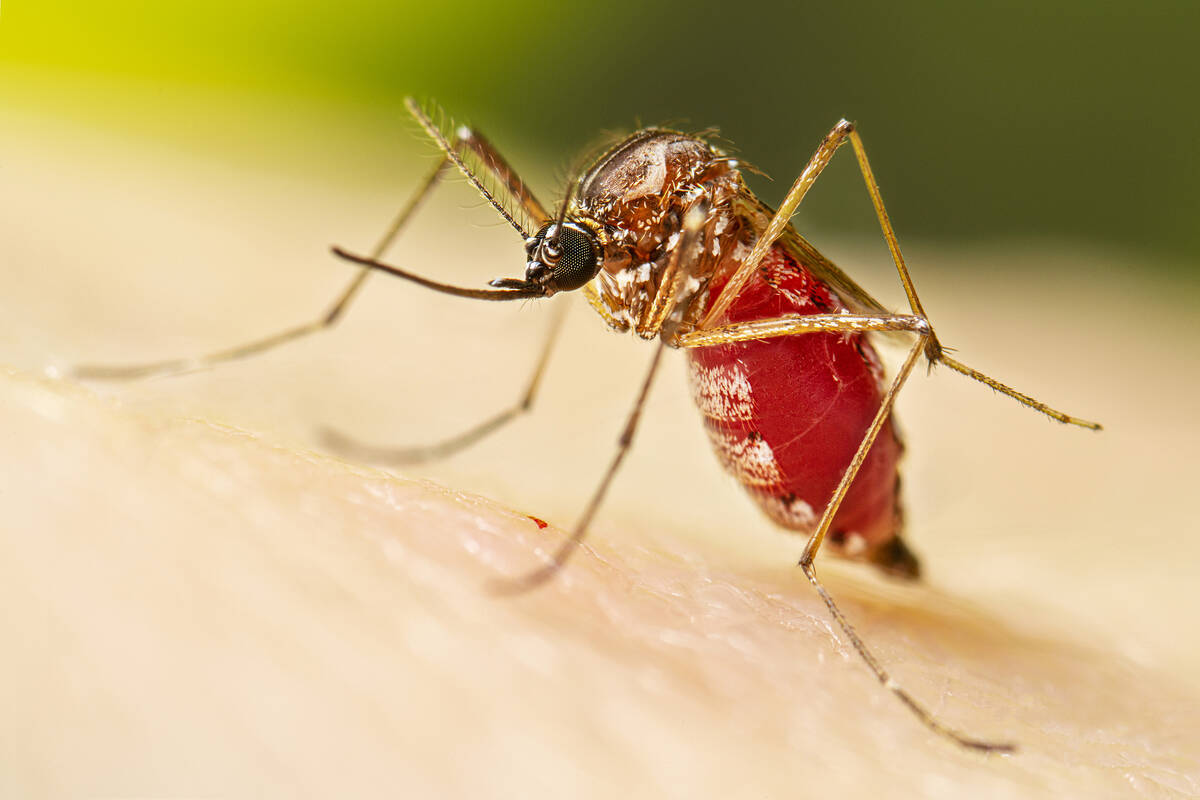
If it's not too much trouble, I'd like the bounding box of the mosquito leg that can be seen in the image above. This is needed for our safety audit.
[321,299,568,465]
[682,310,1034,576]
[681,313,930,566]
[799,561,1014,753]
[681,312,1097,427]
[71,155,452,381]
[843,127,1100,429]
[682,314,1017,749]
[489,202,705,591]
[841,129,932,325]
[491,339,668,595]
[72,101,552,382]
[798,335,1014,752]
[797,337,922,567]
[676,312,932,348]
[701,121,856,328]
[938,354,1099,428]
[699,119,927,334]
[701,119,1099,429]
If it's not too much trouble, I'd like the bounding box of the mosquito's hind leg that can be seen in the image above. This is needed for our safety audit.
[796,334,1015,752]
[704,118,1100,429]
[679,316,1014,751]
[320,300,568,465]
[71,156,452,381]
[698,116,939,358]
[843,125,1101,429]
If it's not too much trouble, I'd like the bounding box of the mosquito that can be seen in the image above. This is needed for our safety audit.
[74,97,1101,752]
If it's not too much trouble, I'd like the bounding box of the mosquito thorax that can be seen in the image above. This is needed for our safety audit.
[570,130,746,338]
[522,221,603,295]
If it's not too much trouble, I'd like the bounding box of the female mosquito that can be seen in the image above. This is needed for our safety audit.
[76,98,1100,753]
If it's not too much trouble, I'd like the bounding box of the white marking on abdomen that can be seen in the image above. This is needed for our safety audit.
[707,429,782,487]
[759,492,818,530]
[689,361,754,421]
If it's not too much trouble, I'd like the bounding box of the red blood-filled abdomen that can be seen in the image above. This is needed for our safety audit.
[687,245,911,574]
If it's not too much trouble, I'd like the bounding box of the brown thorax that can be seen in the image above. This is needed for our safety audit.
[563,130,750,342]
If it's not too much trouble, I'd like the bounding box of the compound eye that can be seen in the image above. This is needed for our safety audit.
[549,224,600,291]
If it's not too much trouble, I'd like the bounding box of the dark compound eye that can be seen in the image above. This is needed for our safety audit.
[548,223,600,291]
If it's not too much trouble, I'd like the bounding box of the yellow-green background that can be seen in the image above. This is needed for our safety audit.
[2,0,1198,270]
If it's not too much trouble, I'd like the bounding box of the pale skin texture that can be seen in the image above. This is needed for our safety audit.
[3,92,1200,798]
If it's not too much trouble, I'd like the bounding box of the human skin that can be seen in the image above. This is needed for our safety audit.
[3,100,1200,798]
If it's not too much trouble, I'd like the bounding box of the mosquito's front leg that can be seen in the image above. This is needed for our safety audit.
[70,154,451,381]
[491,197,711,593]
[321,299,568,465]
[72,98,549,382]
[490,339,669,596]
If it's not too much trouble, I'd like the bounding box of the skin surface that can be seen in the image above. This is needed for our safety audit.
[4,98,1200,798]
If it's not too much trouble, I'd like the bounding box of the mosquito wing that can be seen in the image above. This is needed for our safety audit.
[737,193,907,316]
[776,227,891,317]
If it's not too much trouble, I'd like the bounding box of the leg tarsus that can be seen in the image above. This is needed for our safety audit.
[319,406,519,466]
[70,154,453,382]
[789,334,1021,750]
[71,110,549,384]
[846,127,1099,431]
[490,340,668,595]
[799,561,1016,754]
[321,300,567,466]
[938,354,1102,430]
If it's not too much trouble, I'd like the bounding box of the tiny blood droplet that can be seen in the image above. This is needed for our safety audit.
[527,515,549,529]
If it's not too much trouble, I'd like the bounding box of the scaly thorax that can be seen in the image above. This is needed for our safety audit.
[568,130,747,339]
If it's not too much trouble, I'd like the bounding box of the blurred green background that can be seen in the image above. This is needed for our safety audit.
[1,0,1198,272]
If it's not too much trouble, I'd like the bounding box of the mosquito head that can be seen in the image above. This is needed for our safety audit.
[494,220,603,296]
